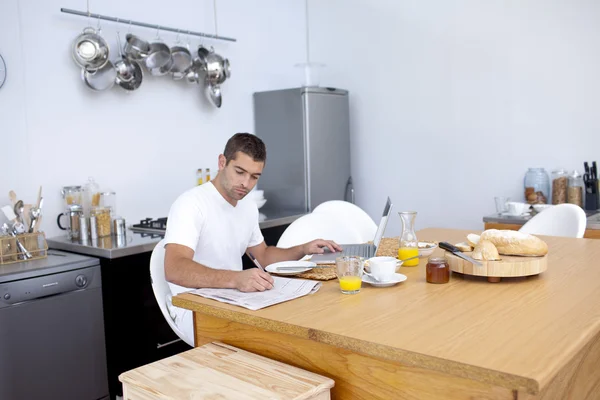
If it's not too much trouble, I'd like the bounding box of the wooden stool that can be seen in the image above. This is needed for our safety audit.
[119,342,334,399]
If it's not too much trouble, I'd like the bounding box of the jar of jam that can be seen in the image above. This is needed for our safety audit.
[426,257,450,284]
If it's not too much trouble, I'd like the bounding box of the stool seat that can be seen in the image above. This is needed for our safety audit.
[119,342,334,400]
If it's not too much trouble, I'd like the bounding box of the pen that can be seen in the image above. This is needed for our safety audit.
[248,252,266,272]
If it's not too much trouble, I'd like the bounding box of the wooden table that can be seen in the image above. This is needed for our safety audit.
[173,228,600,399]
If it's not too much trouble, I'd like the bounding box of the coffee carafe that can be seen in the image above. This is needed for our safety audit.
[57,204,84,239]
[61,186,83,207]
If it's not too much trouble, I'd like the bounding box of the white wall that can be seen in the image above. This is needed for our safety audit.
[309,0,600,236]
[0,0,305,237]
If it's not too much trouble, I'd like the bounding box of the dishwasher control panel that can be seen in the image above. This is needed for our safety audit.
[0,265,101,307]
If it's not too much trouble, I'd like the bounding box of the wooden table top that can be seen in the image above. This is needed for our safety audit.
[173,228,600,394]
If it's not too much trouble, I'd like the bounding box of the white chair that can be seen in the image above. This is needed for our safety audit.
[277,212,364,248]
[149,239,194,347]
[519,204,587,238]
[312,200,377,242]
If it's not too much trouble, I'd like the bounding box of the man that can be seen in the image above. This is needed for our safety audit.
[163,133,341,340]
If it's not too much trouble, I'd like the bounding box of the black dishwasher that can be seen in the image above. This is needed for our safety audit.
[0,252,109,400]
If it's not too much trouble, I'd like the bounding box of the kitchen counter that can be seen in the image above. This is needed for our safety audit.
[173,228,600,399]
[0,250,97,283]
[484,210,600,230]
[47,209,307,259]
[47,233,162,259]
[258,208,306,229]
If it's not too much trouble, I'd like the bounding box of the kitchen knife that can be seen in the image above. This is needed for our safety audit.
[584,162,590,176]
[439,242,483,266]
[592,161,598,181]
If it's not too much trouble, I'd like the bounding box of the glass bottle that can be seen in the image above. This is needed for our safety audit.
[398,211,419,267]
[196,168,203,186]
[524,168,550,204]
[568,171,584,208]
[205,168,211,182]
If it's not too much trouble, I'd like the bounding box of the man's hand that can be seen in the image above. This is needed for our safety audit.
[302,239,342,255]
[233,269,274,292]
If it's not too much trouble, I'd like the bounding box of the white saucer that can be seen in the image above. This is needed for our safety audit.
[265,260,316,275]
[362,273,407,288]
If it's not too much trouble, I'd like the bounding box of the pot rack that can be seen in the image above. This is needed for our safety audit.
[60,7,237,43]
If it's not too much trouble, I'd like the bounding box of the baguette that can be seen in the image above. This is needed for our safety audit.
[454,242,473,252]
[479,229,548,256]
[467,234,480,247]
[472,240,501,261]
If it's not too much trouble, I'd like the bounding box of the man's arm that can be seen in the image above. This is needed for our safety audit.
[164,243,273,292]
[248,239,342,267]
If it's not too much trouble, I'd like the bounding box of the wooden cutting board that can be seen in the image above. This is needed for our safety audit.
[445,251,548,283]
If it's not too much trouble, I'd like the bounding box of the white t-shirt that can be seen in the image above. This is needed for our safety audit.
[164,182,264,296]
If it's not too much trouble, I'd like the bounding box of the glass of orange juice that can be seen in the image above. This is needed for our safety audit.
[335,256,364,294]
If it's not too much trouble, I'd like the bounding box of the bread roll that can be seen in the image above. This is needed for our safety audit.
[472,240,501,261]
[479,229,548,256]
[454,242,473,252]
[467,234,480,247]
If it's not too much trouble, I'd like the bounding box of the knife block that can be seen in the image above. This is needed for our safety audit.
[585,179,599,211]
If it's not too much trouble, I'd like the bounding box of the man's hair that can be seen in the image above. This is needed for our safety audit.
[223,133,267,164]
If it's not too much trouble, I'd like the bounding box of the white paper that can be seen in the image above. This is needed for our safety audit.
[189,276,322,311]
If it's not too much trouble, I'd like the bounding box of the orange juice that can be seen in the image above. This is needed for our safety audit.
[398,247,419,266]
[339,276,362,292]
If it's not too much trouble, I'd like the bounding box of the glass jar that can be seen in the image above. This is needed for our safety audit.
[524,168,550,204]
[568,171,584,208]
[551,169,568,204]
[426,257,450,284]
[205,168,211,182]
[83,177,101,216]
[398,211,419,267]
[91,207,111,237]
[100,192,117,218]
[196,168,203,186]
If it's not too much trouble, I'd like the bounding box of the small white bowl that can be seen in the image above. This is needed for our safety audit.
[418,241,438,258]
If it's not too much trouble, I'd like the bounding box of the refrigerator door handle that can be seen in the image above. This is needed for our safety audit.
[345,176,355,204]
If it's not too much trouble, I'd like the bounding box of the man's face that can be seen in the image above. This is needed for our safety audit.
[218,151,264,201]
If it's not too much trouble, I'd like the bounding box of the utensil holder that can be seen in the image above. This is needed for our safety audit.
[0,232,48,265]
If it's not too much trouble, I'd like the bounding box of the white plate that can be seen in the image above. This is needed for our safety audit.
[362,273,407,288]
[265,260,316,275]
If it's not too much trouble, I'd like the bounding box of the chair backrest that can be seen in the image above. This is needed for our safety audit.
[312,201,378,243]
[149,239,194,347]
[277,212,364,248]
[519,204,587,238]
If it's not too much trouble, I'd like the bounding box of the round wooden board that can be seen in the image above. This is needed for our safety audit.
[444,251,547,283]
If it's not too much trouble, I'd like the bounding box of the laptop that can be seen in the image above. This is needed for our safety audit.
[311,197,393,264]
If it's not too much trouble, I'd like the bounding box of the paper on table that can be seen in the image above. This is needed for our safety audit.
[189,276,322,311]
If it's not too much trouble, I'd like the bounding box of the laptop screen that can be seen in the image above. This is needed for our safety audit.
[373,197,393,248]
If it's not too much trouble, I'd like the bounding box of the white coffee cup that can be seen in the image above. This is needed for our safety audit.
[506,202,529,216]
[368,256,399,281]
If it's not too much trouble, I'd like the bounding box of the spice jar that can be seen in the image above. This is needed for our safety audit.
[568,171,584,208]
[426,257,450,284]
[524,168,549,204]
[91,207,111,237]
[551,169,568,204]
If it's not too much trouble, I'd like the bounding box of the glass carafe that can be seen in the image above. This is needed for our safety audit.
[398,211,419,267]
[61,186,83,208]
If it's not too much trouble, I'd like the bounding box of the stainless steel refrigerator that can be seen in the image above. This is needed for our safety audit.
[253,87,352,213]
